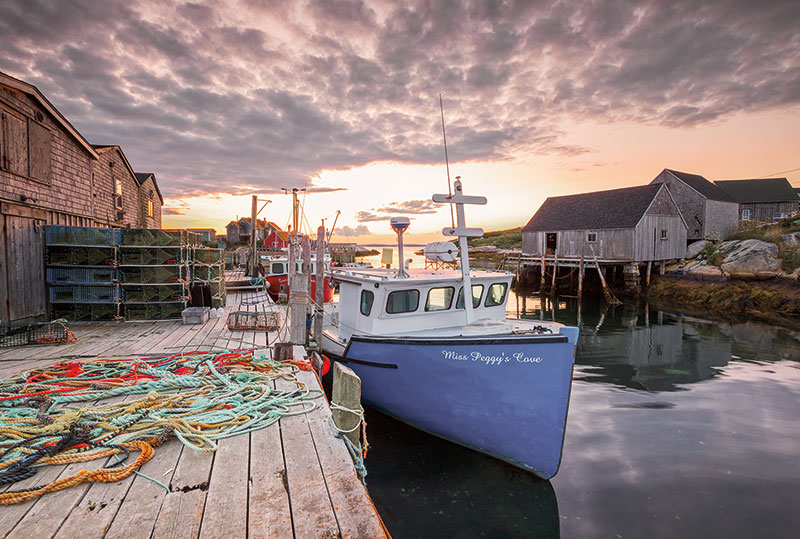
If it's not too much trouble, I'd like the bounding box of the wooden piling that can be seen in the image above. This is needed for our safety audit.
[550,254,558,296]
[539,256,546,292]
[577,257,584,303]
[660,261,665,275]
[646,260,652,288]
[314,225,325,348]
[332,362,362,448]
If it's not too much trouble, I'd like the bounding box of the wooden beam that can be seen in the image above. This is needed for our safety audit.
[332,362,362,448]
[314,225,324,348]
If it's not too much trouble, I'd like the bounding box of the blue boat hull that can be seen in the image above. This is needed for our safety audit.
[337,328,578,479]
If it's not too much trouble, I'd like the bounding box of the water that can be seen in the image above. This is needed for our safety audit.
[357,292,800,538]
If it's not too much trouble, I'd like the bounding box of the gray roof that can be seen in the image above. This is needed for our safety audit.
[134,172,164,204]
[660,169,734,202]
[523,184,664,232]
[714,178,797,203]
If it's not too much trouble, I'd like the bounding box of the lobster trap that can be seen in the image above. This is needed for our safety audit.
[226,311,280,331]
[0,319,77,347]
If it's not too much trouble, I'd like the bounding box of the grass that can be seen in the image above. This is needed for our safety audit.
[468,227,522,250]
[725,215,800,271]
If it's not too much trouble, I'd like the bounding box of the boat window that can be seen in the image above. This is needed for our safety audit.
[360,290,374,316]
[484,283,508,307]
[271,262,284,274]
[425,287,454,311]
[456,285,484,309]
[386,290,420,314]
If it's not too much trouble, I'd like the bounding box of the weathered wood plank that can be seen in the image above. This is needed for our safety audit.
[197,434,251,539]
[248,386,292,539]
[102,437,184,539]
[299,369,387,538]
[151,445,214,539]
[275,376,339,538]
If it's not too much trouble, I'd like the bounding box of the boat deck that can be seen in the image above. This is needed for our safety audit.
[0,291,386,538]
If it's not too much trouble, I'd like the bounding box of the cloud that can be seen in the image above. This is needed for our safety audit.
[0,0,797,200]
[356,211,384,223]
[376,199,439,215]
[338,225,371,236]
[161,207,186,215]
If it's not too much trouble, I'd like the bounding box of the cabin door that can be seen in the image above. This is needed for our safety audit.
[545,233,557,256]
[0,203,47,322]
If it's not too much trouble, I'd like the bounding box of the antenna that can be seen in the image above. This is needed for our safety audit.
[439,93,455,229]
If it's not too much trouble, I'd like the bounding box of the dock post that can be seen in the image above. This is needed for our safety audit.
[314,225,325,348]
[289,238,309,345]
[660,261,665,275]
[550,254,558,296]
[646,261,652,288]
[539,256,546,293]
[332,362,363,448]
[249,194,258,276]
[577,257,584,303]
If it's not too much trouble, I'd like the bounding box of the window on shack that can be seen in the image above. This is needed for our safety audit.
[586,232,597,243]
[456,284,484,309]
[484,283,508,307]
[425,287,454,311]
[360,290,374,316]
[741,209,751,220]
[660,229,668,240]
[386,289,419,314]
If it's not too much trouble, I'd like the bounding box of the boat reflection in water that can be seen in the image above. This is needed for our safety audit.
[364,405,561,539]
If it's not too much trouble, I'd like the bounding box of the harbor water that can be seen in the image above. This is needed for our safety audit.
[350,271,800,537]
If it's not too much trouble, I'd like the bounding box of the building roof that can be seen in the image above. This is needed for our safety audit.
[523,184,667,232]
[714,178,797,203]
[133,172,164,204]
[0,70,99,159]
[656,169,734,202]
[186,228,217,233]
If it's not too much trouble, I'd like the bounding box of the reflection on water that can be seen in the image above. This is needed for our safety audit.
[362,291,800,538]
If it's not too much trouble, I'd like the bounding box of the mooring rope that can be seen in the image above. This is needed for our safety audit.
[0,350,322,504]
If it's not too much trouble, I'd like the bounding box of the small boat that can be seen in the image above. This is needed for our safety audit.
[260,252,334,303]
[321,179,579,479]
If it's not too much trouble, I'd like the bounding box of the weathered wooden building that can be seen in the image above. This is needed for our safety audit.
[91,146,162,228]
[714,178,799,224]
[522,183,687,262]
[186,228,217,242]
[0,70,164,322]
[1,71,101,322]
[649,168,738,242]
[226,218,269,244]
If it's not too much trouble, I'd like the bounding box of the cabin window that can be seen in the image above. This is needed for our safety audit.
[360,290,374,316]
[425,287,454,312]
[271,262,284,274]
[147,199,154,217]
[741,209,751,220]
[586,232,597,243]
[484,283,508,307]
[773,212,787,221]
[660,229,668,240]
[456,285,484,309]
[386,289,419,314]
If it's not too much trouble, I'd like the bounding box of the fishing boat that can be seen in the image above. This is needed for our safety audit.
[260,251,334,303]
[321,178,579,479]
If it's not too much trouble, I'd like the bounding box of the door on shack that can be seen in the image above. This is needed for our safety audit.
[0,202,47,322]
[545,232,558,256]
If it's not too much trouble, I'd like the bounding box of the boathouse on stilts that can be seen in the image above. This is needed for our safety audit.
[519,183,688,300]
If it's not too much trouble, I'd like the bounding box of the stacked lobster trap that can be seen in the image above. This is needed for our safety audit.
[45,226,226,322]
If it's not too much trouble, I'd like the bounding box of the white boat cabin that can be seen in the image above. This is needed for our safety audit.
[332,268,513,340]
[260,255,330,276]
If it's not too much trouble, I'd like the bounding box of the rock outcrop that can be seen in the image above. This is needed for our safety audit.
[686,240,710,259]
[718,240,782,280]
[781,232,800,247]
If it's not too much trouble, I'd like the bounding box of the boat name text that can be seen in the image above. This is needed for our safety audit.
[441,350,543,366]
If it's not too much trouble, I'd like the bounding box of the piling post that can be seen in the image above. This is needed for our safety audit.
[539,256,546,293]
[550,254,558,297]
[596,262,621,305]
[332,362,363,448]
[250,195,258,276]
[289,238,309,345]
[660,261,665,275]
[646,261,652,288]
[303,235,312,305]
[577,257,584,303]
[314,225,325,348]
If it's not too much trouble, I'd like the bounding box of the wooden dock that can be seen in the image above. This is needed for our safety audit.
[0,291,387,539]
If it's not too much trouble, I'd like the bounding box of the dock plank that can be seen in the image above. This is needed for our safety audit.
[248,392,292,539]
[198,434,251,539]
[103,437,184,539]
[275,376,340,538]
[298,370,387,538]
[151,446,214,539]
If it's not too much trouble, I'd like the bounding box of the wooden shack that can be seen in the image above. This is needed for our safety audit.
[649,168,738,242]
[522,183,687,262]
[714,178,799,224]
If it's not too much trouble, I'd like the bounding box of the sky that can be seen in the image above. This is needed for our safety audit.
[1,0,798,244]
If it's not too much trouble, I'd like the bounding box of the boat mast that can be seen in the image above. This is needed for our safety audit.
[433,178,486,324]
